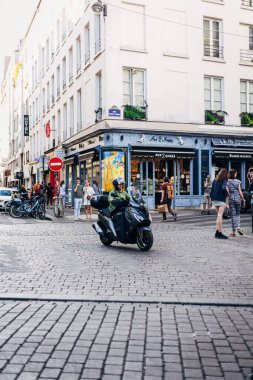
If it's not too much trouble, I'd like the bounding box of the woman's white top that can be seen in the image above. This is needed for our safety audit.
[83,186,95,205]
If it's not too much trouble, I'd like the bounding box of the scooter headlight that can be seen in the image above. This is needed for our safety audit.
[134,213,144,222]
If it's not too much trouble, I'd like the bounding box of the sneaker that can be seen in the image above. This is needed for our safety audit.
[217,233,228,240]
[237,228,244,236]
[173,213,177,222]
[162,219,168,222]
[215,231,220,238]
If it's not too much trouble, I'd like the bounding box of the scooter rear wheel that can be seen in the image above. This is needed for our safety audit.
[137,229,153,251]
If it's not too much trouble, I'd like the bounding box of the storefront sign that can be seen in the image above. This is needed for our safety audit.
[213,151,253,159]
[24,115,29,136]
[212,138,253,147]
[133,151,196,159]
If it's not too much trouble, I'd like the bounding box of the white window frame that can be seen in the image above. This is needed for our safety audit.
[203,18,223,58]
[240,80,253,113]
[123,68,146,107]
[250,27,253,50]
[204,76,223,111]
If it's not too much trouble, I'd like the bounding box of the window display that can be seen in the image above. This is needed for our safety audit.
[102,151,125,192]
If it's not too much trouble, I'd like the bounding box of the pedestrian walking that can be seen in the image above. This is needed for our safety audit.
[227,169,245,237]
[73,178,84,221]
[59,180,66,208]
[160,176,177,222]
[46,182,54,208]
[83,180,95,219]
[201,175,212,214]
[210,168,229,239]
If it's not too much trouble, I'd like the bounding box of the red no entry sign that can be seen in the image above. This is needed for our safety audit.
[48,157,63,172]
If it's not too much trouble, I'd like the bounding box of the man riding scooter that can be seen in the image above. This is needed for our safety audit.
[108,177,130,241]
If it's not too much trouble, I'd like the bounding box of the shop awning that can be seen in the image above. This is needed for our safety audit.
[213,149,253,159]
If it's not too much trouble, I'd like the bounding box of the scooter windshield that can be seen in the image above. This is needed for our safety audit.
[129,190,145,206]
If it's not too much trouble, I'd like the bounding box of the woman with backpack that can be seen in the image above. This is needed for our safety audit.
[160,177,177,222]
[210,168,229,239]
[227,169,245,237]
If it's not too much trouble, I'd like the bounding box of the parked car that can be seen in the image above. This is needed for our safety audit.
[0,187,17,210]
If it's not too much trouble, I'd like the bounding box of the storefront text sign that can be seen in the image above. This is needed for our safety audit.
[24,115,29,136]
[212,138,253,146]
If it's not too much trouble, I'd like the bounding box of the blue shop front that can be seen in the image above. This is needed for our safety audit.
[63,129,253,209]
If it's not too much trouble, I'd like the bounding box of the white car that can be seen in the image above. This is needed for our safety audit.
[0,187,16,210]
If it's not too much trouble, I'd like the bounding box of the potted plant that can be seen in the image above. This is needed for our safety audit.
[240,112,253,126]
[205,110,228,125]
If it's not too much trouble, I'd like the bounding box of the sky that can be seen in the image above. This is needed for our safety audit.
[0,0,38,159]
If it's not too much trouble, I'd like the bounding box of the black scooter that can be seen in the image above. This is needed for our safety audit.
[91,193,153,251]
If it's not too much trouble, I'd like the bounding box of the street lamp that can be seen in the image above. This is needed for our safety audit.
[91,0,107,16]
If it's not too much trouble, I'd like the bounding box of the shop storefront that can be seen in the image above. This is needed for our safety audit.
[212,138,253,190]
[63,131,214,208]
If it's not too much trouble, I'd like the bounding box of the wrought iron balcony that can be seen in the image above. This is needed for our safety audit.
[76,63,81,76]
[95,37,101,54]
[204,45,224,59]
[77,121,82,132]
[63,130,67,140]
[85,50,90,65]
[240,49,253,63]
[70,126,74,136]
[242,0,253,6]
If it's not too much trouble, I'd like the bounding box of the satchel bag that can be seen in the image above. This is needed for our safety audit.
[157,204,168,213]
[223,208,230,219]
[86,194,92,200]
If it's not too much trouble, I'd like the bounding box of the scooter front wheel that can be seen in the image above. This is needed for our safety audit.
[137,229,153,251]
[100,234,113,246]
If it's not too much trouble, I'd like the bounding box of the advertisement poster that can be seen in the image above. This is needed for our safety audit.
[102,151,125,192]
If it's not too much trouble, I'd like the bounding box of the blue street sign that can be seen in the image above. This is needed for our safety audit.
[109,108,121,117]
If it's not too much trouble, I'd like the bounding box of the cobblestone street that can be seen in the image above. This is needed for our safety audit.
[0,212,252,379]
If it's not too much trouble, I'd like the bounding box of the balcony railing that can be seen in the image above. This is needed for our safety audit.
[205,110,228,125]
[204,45,224,59]
[95,37,101,54]
[85,50,90,65]
[62,80,66,91]
[76,63,81,76]
[77,121,82,132]
[63,130,67,140]
[242,0,253,6]
[240,49,253,63]
[51,95,55,105]
[70,126,74,136]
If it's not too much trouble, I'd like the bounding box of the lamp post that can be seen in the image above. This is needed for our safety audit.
[91,0,107,16]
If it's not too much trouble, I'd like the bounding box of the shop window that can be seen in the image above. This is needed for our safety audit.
[179,159,190,195]
[102,151,125,192]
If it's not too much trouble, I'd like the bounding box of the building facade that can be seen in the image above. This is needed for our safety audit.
[2,0,253,207]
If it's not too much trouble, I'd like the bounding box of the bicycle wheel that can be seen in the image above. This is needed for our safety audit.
[10,205,23,218]
[58,199,64,217]
[38,206,45,220]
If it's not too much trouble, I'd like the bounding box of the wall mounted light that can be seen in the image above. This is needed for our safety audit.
[91,1,107,16]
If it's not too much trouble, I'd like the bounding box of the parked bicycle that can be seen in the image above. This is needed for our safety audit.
[53,195,64,217]
[10,196,46,219]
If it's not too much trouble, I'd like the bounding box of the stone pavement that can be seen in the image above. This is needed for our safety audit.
[0,212,252,379]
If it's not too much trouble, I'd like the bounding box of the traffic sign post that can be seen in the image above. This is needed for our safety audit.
[48,157,63,172]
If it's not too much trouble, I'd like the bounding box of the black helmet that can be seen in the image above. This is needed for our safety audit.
[112,177,125,190]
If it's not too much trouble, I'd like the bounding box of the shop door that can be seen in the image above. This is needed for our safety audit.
[230,161,242,181]
[140,160,155,209]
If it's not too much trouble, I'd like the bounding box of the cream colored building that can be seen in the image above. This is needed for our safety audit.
[3,0,253,206]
